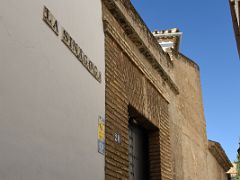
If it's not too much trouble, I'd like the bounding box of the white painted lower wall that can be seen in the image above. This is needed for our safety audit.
[0,0,105,179]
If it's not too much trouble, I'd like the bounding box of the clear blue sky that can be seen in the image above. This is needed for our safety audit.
[131,0,240,162]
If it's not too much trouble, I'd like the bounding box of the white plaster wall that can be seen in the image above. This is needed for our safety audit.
[0,0,105,179]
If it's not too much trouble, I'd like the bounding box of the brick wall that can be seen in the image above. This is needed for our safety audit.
[103,1,231,180]
[105,22,173,180]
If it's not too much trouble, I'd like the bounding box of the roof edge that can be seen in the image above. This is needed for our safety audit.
[102,0,179,95]
[171,50,200,71]
[208,140,233,172]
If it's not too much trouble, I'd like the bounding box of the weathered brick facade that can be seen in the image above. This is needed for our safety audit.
[105,25,172,180]
[103,1,176,179]
[102,0,232,180]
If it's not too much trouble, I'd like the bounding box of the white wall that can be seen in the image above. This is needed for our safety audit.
[0,0,105,179]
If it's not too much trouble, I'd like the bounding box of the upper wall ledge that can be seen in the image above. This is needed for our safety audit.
[208,140,232,172]
[102,0,179,94]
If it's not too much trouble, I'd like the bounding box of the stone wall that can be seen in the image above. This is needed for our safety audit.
[207,151,230,180]
[169,53,208,180]
[170,52,231,180]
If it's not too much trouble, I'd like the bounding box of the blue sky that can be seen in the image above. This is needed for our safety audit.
[131,0,240,162]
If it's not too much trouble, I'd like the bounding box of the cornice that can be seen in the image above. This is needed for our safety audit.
[102,0,179,95]
[103,20,170,102]
[102,0,173,68]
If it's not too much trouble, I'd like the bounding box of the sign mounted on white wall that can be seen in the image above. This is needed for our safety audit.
[43,6,59,35]
[98,116,105,155]
[43,6,102,83]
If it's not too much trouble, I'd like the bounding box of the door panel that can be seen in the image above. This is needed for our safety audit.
[129,120,149,180]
